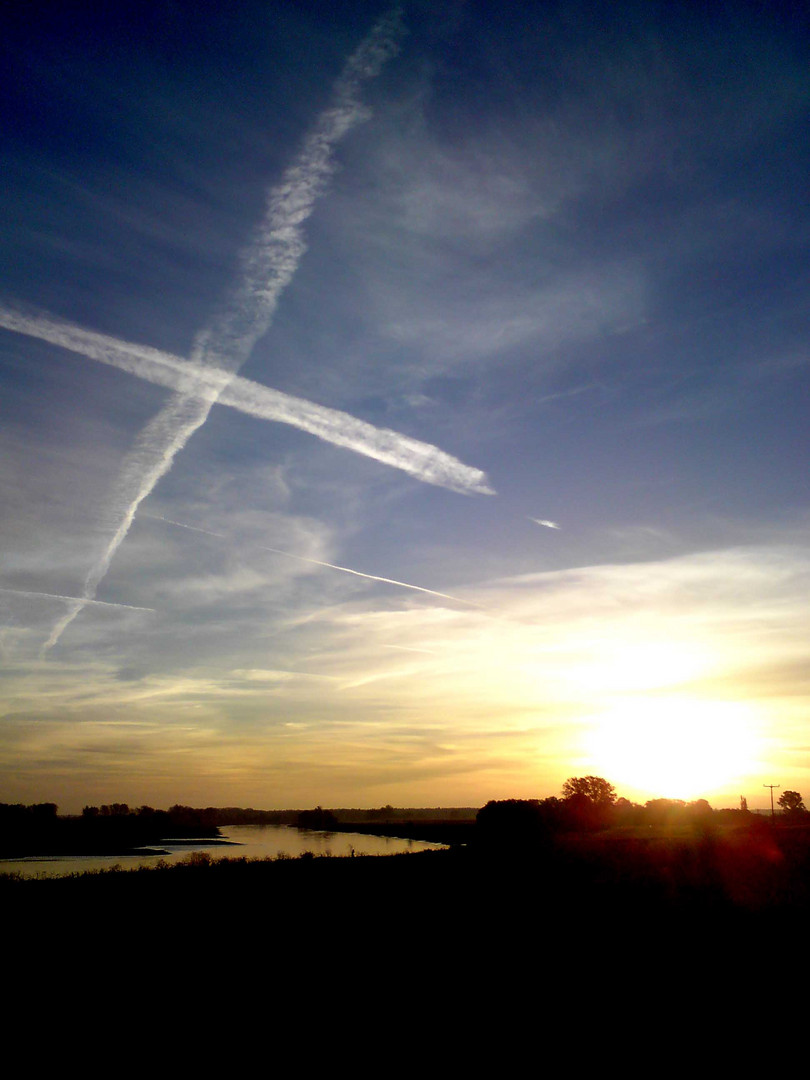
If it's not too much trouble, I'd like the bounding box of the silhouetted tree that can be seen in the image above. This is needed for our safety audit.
[778,790,806,816]
[561,776,616,806]
[614,797,643,826]
[559,777,617,830]
[297,806,338,830]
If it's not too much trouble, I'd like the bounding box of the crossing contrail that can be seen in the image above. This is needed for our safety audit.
[0,306,493,496]
[0,587,155,613]
[38,8,409,651]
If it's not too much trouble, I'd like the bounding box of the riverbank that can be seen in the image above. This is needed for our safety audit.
[8,823,810,912]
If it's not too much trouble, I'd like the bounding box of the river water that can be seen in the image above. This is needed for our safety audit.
[0,823,445,878]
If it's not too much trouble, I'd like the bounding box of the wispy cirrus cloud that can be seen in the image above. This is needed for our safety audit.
[293,543,810,731]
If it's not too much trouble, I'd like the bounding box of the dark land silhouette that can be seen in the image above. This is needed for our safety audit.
[0,800,480,857]
[6,778,810,1026]
[0,801,222,858]
[5,778,810,916]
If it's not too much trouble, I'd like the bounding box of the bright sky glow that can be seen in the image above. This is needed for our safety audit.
[583,698,763,801]
[1,2,808,812]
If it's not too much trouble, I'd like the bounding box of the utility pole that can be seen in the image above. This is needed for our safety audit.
[763,784,780,819]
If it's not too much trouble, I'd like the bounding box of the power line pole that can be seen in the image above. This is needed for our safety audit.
[764,784,780,819]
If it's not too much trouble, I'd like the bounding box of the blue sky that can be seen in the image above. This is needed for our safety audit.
[1,1,808,812]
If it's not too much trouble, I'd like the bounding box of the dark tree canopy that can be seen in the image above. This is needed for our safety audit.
[475,799,553,849]
[477,799,544,831]
[297,806,338,830]
[778,790,806,815]
[561,776,616,806]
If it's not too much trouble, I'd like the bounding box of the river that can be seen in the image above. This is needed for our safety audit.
[0,823,445,878]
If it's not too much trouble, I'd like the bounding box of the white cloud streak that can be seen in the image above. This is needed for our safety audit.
[28,9,415,650]
[382,644,438,654]
[147,514,476,606]
[256,545,477,605]
[189,7,406,373]
[145,515,225,539]
[0,306,493,497]
[530,518,561,529]
[0,587,155,613]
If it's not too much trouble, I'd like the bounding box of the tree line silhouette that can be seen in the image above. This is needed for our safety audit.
[0,802,220,858]
[3,777,808,859]
[476,776,809,845]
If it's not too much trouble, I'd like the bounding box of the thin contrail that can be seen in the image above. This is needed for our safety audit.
[0,306,493,496]
[257,545,477,604]
[0,587,154,612]
[147,513,475,605]
[145,514,226,539]
[382,644,437,654]
[530,518,561,529]
[38,8,407,650]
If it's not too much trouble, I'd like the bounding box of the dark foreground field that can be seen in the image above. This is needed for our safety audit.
[7,823,810,947]
[7,826,810,1044]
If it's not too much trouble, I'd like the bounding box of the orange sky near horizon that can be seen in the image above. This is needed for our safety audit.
[4,544,807,816]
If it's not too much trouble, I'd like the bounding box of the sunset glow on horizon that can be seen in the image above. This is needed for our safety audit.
[582,698,763,803]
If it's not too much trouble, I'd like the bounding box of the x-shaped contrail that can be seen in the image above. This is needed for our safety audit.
[0,9,493,653]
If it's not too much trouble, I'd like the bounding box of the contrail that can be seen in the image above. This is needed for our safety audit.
[42,395,211,651]
[147,513,475,605]
[0,587,154,612]
[0,307,493,496]
[37,8,408,650]
[144,514,226,539]
[530,518,561,529]
[257,545,477,604]
[383,644,437,654]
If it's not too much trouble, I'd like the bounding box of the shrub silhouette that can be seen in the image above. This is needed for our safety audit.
[476,799,550,848]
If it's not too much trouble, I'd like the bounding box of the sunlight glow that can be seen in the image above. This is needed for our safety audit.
[582,697,762,800]
[567,639,709,694]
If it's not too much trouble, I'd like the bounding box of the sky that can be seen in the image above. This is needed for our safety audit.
[1,0,808,814]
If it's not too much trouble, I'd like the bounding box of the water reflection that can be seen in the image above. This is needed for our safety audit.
[0,824,445,878]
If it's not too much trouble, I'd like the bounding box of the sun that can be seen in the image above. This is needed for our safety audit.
[581,696,761,801]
